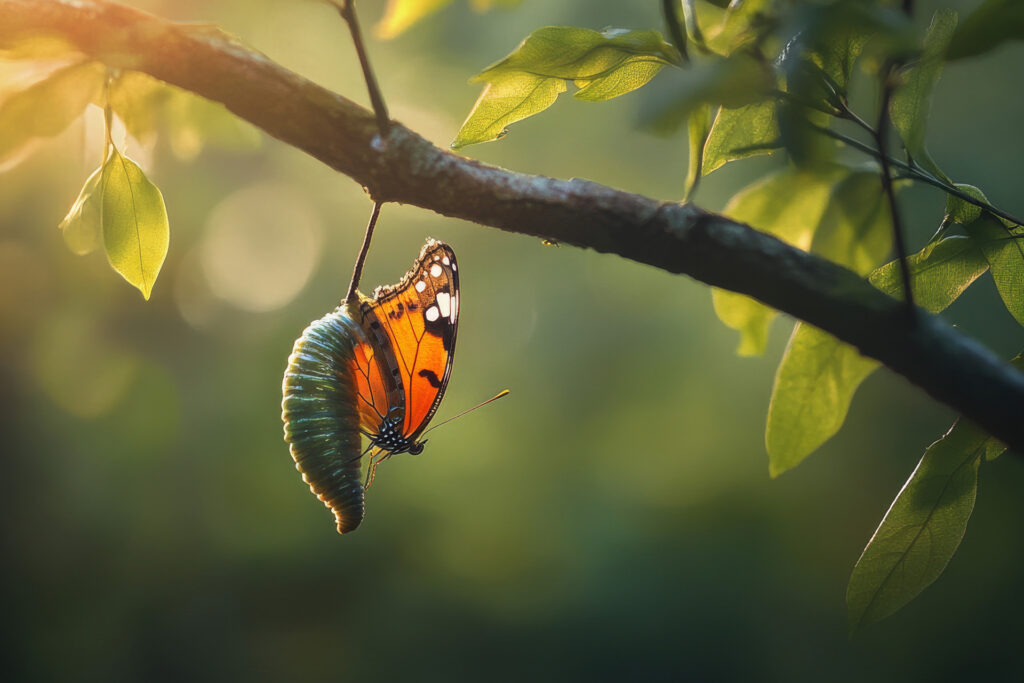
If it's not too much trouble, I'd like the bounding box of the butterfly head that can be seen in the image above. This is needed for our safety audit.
[408,440,426,456]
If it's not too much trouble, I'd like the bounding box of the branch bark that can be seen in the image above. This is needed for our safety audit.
[3,0,1024,453]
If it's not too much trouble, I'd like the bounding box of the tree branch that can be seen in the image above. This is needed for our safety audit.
[4,0,1024,453]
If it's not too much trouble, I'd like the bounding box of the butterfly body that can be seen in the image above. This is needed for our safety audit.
[282,238,459,533]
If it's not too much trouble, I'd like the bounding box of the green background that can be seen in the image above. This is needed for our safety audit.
[2,0,1023,680]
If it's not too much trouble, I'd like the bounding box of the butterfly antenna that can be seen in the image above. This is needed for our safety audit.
[421,390,510,436]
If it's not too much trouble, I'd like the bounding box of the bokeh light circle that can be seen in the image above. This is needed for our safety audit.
[200,183,322,312]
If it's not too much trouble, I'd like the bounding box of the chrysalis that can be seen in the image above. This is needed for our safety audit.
[281,302,366,533]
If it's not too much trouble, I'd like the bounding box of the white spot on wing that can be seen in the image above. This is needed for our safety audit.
[425,305,440,322]
[442,256,450,266]
[415,280,426,292]
[430,264,442,278]
[436,292,451,318]
[452,291,459,319]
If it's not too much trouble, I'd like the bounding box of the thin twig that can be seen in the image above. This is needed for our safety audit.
[813,124,1024,227]
[346,200,383,303]
[334,0,389,136]
[836,100,875,138]
[875,66,916,318]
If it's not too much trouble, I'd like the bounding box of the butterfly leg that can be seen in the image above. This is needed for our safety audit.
[365,449,394,490]
[348,440,375,467]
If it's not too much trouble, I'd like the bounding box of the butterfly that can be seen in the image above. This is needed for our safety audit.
[282,238,462,534]
[349,238,460,486]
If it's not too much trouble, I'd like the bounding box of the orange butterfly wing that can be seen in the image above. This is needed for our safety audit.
[350,338,391,430]
[358,239,459,443]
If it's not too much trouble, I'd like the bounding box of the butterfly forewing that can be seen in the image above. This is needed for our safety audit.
[366,240,459,442]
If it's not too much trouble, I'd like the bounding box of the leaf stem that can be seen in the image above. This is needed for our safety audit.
[875,67,916,318]
[346,200,383,304]
[661,0,689,64]
[334,0,389,136]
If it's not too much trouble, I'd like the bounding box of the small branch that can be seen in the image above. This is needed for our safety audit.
[874,67,915,317]
[334,0,389,136]
[345,200,382,303]
[814,125,1024,228]
[660,0,689,63]
[5,0,1024,455]
[835,99,875,138]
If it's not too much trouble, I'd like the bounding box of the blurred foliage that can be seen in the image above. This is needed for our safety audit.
[1,0,1024,680]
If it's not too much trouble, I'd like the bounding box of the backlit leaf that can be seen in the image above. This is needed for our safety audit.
[811,171,894,276]
[947,0,1024,61]
[967,215,1024,327]
[451,74,566,150]
[0,60,104,164]
[766,324,879,476]
[58,165,103,256]
[101,149,170,300]
[452,27,678,148]
[375,0,520,39]
[376,0,452,39]
[944,183,987,226]
[702,100,779,175]
[712,166,845,355]
[890,9,957,182]
[869,236,989,312]
[768,235,988,475]
[847,419,985,632]
[637,54,773,135]
[705,0,772,56]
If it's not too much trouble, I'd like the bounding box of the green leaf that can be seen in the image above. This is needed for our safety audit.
[101,149,170,300]
[452,74,566,150]
[712,166,845,355]
[947,0,1024,61]
[637,54,773,135]
[814,19,871,97]
[869,236,989,313]
[889,9,957,182]
[767,324,879,476]
[452,27,678,149]
[0,60,104,165]
[768,235,987,476]
[847,419,985,632]
[702,100,779,175]
[376,0,452,39]
[705,0,772,56]
[944,183,987,226]
[58,165,104,256]
[967,215,1024,327]
[811,171,894,275]
[684,103,712,201]
[777,102,835,170]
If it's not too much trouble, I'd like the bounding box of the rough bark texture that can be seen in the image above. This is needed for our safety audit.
[3,0,1023,453]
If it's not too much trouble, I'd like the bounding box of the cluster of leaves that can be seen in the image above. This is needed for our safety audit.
[0,38,257,299]
[432,0,1024,630]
